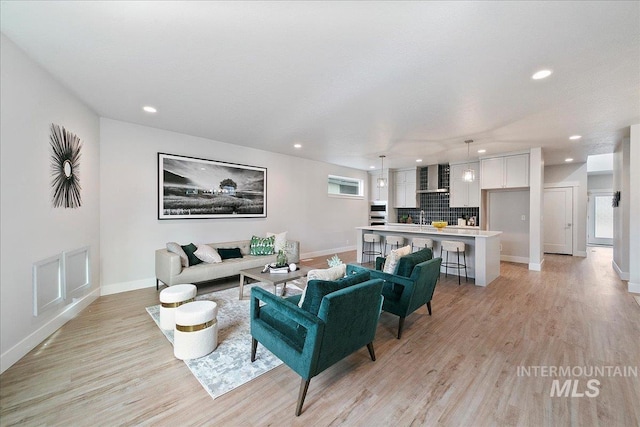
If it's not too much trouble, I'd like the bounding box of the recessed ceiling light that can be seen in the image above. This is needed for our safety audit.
[293,144,302,148]
[532,69,553,80]
[477,149,486,153]
[565,158,574,162]
[143,106,157,113]
[569,135,582,140]
[416,159,423,163]
[370,166,376,169]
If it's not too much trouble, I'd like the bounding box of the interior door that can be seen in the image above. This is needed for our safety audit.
[587,191,613,246]
[544,187,573,254]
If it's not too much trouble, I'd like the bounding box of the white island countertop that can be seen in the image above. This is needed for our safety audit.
[357,224,502,238]
[356,225,502,286]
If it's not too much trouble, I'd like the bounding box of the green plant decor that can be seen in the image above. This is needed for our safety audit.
[276,250,288,267]
[327,254,343,268]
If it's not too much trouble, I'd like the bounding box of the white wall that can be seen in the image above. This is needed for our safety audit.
[488,190,530,262]
[613,138,630,280]
[628,125,640,293]
[0,34,100,373]
[544,162,588,256]
[99,119,369,294]
[529,147,544,270]
[587,173,613,190]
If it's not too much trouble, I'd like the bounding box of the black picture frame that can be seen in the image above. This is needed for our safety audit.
[158,153,267,219]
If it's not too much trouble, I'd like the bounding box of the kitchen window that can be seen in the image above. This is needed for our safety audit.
[328,175,364,198]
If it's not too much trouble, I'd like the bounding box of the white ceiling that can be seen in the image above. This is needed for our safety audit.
[1,1,638,170]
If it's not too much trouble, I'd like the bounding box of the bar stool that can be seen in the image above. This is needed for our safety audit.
[362,233,382,264]
[385,235,405,256]
[411,237,433,252]
[440,240,468,285]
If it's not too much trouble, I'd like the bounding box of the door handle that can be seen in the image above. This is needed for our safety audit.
[567,223,572,227]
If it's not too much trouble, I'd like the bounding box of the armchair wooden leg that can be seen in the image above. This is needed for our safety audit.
[366,342,376,361]
[296,378,311,416]
[251,338,258,362]
[427,300,432,316]
[397,317,405,339]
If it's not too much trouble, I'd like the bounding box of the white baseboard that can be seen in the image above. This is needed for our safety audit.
[574,251,587,257]
[501,255,529,264]
[529,259,544,271]
[612,260,630,281]
[101,277,156,296]
[300,245,357,261]
[0,288,100,374]
[629,282,640,293]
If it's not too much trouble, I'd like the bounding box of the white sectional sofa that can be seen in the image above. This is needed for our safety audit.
[155,239,300,288]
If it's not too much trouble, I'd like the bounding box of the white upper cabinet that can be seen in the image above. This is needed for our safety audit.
[480,153,529,189]
[392,168,417,208]
[450,162,480,207]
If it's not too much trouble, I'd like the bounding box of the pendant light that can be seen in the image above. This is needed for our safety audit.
[462,140,476,183]
[377,155,387,188]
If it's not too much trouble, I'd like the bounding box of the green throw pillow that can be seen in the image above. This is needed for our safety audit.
[250,235,275,256]
[181,243,203,266]
[217,247,243,260]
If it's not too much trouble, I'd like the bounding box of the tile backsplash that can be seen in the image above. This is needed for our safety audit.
[398,164,479,225]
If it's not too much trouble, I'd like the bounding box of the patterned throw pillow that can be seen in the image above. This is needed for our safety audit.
[166,242,189,268]
[250,235,275,255]
[383,245,412,274]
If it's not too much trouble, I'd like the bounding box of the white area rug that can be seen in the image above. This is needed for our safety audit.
[146,282,303,399]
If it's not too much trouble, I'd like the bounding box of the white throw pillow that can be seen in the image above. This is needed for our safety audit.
[298,263,347,307]
[194,244,222,264]
[166,242,188,268]
[266,231,288,253]
[383,245,412,274]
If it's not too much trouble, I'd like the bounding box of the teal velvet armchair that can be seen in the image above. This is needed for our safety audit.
[250,267,384,416]
[351,248,442,339]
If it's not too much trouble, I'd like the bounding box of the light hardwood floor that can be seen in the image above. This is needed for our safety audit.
[1,247,639,426]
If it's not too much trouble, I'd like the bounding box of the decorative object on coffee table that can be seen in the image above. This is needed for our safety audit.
[239,265,310,299]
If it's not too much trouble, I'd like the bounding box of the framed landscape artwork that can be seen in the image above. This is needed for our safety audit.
[158,153,267,219]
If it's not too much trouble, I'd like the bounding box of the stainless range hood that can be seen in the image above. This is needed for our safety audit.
[418,164,449,193]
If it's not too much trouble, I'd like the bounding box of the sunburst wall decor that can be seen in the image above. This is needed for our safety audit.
[50,123,82,208]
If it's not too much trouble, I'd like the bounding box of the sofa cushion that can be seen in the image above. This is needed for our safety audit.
[250,235,275,255]
[301,271,370,316]
[395,248,433,277]
[194,244,222,264]
[383,245,411,274]
[218,247,243,260]
[167,242,189,268]
[181,243,203,266]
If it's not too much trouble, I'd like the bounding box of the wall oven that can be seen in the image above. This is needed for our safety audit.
[369,201,388,226]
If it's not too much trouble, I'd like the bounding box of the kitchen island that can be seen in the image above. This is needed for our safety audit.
[356,225,502,286]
